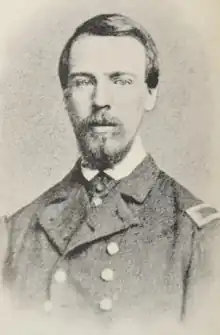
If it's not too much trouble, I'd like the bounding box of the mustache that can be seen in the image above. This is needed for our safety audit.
[85,111,121,127]
[88,119,118,126]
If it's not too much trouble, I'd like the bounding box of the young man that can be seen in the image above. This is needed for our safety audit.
[1,13,220,324]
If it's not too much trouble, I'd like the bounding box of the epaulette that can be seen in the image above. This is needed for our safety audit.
[186,203,220,228]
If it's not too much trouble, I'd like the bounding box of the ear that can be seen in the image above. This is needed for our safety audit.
[144,86,158,111]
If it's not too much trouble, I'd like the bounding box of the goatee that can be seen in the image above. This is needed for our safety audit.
[76,129,134,170]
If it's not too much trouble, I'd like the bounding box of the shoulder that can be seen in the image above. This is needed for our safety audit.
[10,159,83,217]
[174,180,220,230]
[4,171,74,230]
[156,170,220,230]
[0,173,76,267]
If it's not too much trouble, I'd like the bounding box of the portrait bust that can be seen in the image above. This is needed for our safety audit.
[1,7,220,333]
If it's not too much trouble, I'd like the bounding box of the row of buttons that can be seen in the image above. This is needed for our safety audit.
[91,180,117,311]
[53,265,115,285]
[43,242,119,313]
[90,183,116,310]
[99,242,119,311]
[44,298,112,313]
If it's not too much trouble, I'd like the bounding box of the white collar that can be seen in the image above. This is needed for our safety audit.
[81,136,146,181]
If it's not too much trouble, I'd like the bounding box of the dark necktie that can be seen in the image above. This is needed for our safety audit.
[86,170,116,201]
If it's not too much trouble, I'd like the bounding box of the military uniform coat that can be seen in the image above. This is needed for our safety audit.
[2,155,220,324]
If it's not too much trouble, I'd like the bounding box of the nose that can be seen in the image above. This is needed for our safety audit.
[93,81,110,109]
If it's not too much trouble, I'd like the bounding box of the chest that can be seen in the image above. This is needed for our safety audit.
[10,237,184,323]
[8,195,186,320]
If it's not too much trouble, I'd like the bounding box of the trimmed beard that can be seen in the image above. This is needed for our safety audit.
[75,126,134,170]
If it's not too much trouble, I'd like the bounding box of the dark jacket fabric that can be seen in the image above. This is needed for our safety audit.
[1,155,220,324]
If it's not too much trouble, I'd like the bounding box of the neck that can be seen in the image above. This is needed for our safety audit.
[111,136,144,168]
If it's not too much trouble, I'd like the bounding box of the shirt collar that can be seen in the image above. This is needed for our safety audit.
[81,136,146,181]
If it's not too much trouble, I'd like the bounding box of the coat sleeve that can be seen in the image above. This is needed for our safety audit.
[183,206,220,331]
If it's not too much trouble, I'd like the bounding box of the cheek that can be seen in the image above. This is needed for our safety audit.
[112,86,145,109]
[112,89,145,126]
[68,89,93,119]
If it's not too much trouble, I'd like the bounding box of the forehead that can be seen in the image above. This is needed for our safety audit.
[69,35,146,74]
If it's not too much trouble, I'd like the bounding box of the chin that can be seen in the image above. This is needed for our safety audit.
[79,136,133,170]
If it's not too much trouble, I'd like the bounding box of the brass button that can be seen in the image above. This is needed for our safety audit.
[107,242,119,255]
[101,268,114,282]
[99,298,113,311]
[54,269,67,283]
[91,197,102,207]
[44,300,53,313]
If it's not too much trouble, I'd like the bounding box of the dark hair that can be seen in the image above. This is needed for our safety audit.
[58,13,159,91]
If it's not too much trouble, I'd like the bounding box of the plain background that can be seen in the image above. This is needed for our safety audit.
[0,0,220,216]
[0,2,220,333]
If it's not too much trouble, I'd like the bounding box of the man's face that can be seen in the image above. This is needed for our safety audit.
[65,35,151,169]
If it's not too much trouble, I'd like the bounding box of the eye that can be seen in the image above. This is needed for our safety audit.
[112,77,134,86]
[72,77,94,88]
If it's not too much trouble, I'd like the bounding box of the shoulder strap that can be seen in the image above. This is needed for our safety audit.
[186,203,220,228]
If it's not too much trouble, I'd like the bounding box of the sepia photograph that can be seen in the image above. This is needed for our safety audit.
[0,0,220,333]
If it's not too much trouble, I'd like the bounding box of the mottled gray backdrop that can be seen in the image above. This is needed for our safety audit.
[0,0,220,216]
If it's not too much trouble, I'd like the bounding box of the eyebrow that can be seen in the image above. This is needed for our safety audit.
[68,72,96,80]
[109,72,137,79]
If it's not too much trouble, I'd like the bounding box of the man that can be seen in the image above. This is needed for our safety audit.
[1,13,220,326]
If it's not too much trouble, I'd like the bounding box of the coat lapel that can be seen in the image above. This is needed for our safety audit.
[117,154,160,203]
[37,185,89,254]
[64,189,142,255]
[36,155,161,256]
[36,159,90,254]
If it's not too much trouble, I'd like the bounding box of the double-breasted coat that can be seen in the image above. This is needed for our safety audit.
[1,155,220,325]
